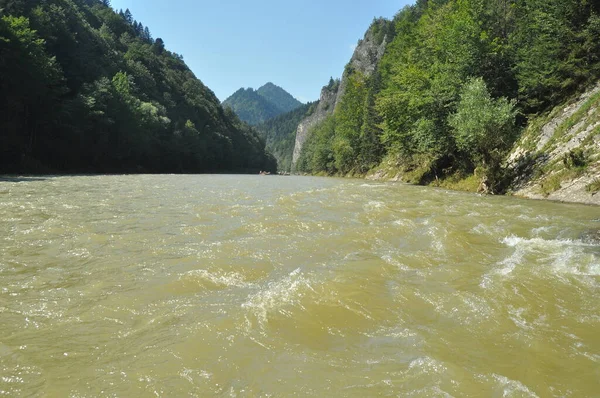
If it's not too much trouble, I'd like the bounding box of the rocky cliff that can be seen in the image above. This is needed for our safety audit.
[291,83,339,169]
[291,21,389,170]
[507,83,600,205]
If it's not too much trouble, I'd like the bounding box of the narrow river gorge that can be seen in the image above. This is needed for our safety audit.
[0,175,598,396]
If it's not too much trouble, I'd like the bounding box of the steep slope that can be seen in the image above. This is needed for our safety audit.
[293,1,600,206]
[255,102,317,172]
[292,18,391,172]
[291,80,341,170]
[222,83,302,125]
[256,82,303,114]
[507,83,600,205]
[222,88,283,126]
[0,0,275,174]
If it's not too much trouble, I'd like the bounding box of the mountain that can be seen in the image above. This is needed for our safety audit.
[293,2,600,204]
[256,83,303,114]
[221,88,284,126]
[255,102,317,172]
[293,19,389,173]
[223,83,302,125]
[0,0,276,174]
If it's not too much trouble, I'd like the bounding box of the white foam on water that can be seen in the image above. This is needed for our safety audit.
[408,356,448,375]
[491,374,540,398]
[471,223,493,236]
[550,247,600,276]
[531,226,555,237]
[502,235,589,248]
[425,224,446,254]
[495,247,524,276]
[380,254,411,271]
[393,218,415,228]
[182,269,249,288]
[493,235,600,277]
[364,201,385,210]
[459,293,495,322]
[405,386,454,397]
[242,268,315,327]
[359,183,387,188]
[516,214,551,222]
[507,306,533,331]
[179,368,212,385]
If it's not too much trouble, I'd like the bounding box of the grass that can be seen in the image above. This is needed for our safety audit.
[539,166,587,196]
[586,178,600,194]
[541,90,600,153]
[432,172,480,192]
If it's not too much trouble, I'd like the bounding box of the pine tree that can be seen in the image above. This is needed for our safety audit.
[124,8,133,24]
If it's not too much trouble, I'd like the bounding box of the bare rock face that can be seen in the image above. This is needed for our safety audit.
[291,21,389,170]
[291,85,339,169]
[507,83,600,206]
[333,26,388,111]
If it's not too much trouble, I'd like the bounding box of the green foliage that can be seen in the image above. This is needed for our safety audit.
[223,83,302,126]
[332,72,368,173]
[298,66,384,176]
[255,102,316,172]
[256,82,303,114]
[0,14,65,167]
[562,148,586,169]
[539,167,586,197]
[222,88,283,126]
[296,115,337,174]
[301,0,599,193]
[0,0,275,173]
[449,77,517,168]
[586,178,600,194]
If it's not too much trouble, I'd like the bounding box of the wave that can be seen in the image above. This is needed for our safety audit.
[242,268,315,327]
[495,235,600,277]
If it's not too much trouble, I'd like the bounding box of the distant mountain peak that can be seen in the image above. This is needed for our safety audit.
[223,83,303,125]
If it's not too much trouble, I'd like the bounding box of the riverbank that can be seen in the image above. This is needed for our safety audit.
[315,83,600,207]
[364,166,600,206]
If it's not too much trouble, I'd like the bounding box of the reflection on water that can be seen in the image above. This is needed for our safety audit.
[0,175,598,396]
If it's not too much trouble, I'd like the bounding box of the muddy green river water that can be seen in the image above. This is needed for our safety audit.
[0,175,598,397]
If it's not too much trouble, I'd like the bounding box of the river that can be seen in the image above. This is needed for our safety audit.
[0,175,598,396]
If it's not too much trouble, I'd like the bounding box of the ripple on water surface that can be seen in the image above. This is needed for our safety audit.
[0,175,598,396]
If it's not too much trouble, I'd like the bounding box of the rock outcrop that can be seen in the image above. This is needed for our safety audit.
[291,20,390,170]
[507,83,600,205]
[291,83,339,169]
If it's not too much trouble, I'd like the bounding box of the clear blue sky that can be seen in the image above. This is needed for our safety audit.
[110,0,410,103]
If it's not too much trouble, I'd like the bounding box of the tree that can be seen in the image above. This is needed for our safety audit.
[0,15,65,170]
[0,0,275,174]
[448,77,517,189]
[143,26,152,43]
[123,8,132,24]
[152,37,164,54]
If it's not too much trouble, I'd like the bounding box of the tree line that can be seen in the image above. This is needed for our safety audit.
[0,0,276,174]
[297,0,600,192]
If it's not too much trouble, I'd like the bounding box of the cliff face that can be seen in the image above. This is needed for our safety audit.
[333,25,388,111]
[507,83,600,205]
[291,84,339,169]
[291,22,389,170]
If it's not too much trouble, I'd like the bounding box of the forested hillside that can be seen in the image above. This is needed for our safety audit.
[297,0,600,194]
[0,0,276,173]
[255,102,317,172]
[222,88,283,126]
[256,83,303,114]
[223,83,302,125]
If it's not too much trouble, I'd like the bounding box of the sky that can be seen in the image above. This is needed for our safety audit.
[110,0,410,103]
